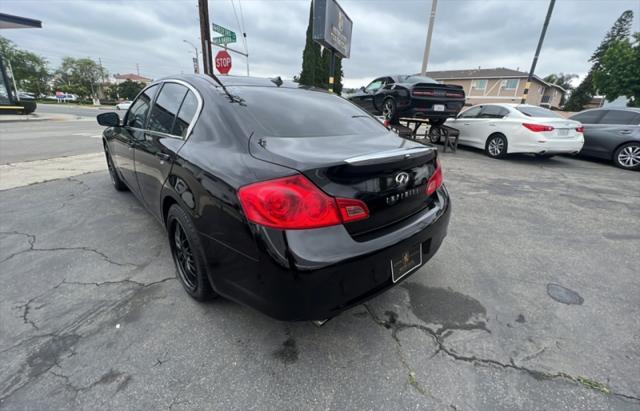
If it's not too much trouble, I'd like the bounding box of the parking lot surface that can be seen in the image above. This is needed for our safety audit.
[1,144,639,410]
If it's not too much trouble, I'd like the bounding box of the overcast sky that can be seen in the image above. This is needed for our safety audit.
[2,0,639,88]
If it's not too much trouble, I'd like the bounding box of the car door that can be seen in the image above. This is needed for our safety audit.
[111,84,159,195]
[450,105,482,147]
[585,110,640,158]
[134,81,201,220]
[352,78,386,113]
[569,109,606,156]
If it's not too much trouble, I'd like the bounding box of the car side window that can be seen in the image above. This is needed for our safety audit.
[147,83,189,135]
[599,110,640,125]
[125,85,158,129]
[172,91,199,138]
[479,105,508,119]
[570,110,604,124]
[365,79,384,93]
[458,106,482,119]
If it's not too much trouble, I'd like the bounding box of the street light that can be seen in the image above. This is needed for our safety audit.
[183,39,200,74]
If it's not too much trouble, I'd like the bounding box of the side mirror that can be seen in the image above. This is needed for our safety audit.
[97,112,120,127]
[360,86,366,93]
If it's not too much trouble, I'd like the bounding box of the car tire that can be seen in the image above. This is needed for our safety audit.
[104,147,128,191]
[485,133,508,159]
[429,118,446,127]
[613,142,640,170]
[428,126,443,144]
[167,204,217,301]
[382,98,399,124]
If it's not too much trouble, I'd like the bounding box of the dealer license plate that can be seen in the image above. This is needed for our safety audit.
[433,104,445,112]
[390,243,423,283]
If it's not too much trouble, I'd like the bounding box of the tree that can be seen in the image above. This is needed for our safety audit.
[593,33,640,107]
[299,2,321,87]
[0,36,50,96]
[117,80,145,100]
[543,73,577,105]
[53,57,107,102]
[564,10,633,111]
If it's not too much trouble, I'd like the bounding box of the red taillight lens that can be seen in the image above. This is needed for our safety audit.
[426,160,443,196]
[576,126,584,133]
[413,90,435,96]
[238,175,368,229]
[523,123,554,132]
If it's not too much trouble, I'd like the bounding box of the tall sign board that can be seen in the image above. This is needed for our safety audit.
[312,0,353,59]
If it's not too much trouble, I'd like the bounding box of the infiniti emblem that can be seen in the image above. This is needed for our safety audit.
[395,172,410,185]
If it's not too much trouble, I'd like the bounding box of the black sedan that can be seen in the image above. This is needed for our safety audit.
[569,108,640,170]
[97,74,450,321]
[348,75,465,125]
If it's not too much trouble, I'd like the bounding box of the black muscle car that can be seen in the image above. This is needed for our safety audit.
[96,74,451,321]
[348,75,465,125]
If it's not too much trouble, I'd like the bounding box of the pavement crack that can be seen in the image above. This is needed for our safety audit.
[362,304,640,403]
[59,277,175,289]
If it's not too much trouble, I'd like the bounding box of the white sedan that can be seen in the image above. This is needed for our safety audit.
[445,104,584,159]
[115,101,132,110]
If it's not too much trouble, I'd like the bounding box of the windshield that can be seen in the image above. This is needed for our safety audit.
[399,75,438,84]
[516,106,562,118]
[231,86,387,138]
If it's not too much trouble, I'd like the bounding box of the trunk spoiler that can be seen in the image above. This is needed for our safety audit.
[344,147,434,166]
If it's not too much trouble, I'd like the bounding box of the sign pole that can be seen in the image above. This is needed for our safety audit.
[521,0,555,104]
[198,0,214,75]
[328,50,335,93]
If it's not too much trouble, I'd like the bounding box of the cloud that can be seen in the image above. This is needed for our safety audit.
[2,0,638,88]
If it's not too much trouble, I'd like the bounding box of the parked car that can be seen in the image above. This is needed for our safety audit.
[348,75,465,125]
[445,104,584,159]
[96,75,451,321]
[115,100,132,110]
[569,108,640,170]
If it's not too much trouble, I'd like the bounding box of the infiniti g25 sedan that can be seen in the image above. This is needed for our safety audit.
[446,104,584,159]
[97,74,450,321]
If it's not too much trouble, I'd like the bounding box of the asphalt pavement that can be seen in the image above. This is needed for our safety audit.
[1,127,639,410]
[35,103,119,118]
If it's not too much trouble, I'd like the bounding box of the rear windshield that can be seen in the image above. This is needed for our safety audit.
[399,75,438,84]
[516,106,561,118]
[231,86,387,137]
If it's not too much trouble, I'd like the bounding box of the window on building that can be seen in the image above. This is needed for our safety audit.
[471,79,487,90]
[503,79,518,90]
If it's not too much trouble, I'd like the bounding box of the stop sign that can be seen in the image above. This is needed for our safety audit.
[215,50,232,75]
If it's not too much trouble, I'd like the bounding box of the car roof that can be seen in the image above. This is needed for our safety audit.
[577,107,640,113]
[156,73,304,90]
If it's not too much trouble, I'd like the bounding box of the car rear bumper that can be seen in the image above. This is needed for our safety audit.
[509,136,584,154]
[204,186,451,321]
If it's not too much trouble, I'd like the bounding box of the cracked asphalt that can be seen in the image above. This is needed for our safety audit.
[1,142,639,410]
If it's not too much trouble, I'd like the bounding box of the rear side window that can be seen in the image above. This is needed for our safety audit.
[479,105,509,118]
[126,84,158,128]
[516,106,561,118]
[234,87,386,138]
[570,110,604,124]
[172,91,199,137]
[148,83,188,134]
[599,110,640,125]
[458,106,482,118]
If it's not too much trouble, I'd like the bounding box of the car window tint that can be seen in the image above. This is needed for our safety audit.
[458,106,482,119]
[479,105,508,119]
[148,83,188,134]
[234,87,387,138]
[172,91,199,138]
[126,85,158,128]
[570,110,604,124]
[599,110,640,125]
[516,106,561,118]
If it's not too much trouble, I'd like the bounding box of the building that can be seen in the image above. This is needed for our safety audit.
[423,67,566,109]
[112,73,153,85]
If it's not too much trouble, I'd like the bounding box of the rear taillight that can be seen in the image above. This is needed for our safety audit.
[445,92,464,97]
[522,123,554,132]
[426,160,443,196]
[413,90,435,96]
[238,174,369,229]
[576,126,584,133]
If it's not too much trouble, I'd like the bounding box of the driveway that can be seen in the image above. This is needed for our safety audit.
[1,148,639,410]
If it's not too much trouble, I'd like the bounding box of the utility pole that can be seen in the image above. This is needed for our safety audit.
[136,63,140,76]
[420,0,438,75]
[198,0,214,75]
[521,0,555,104]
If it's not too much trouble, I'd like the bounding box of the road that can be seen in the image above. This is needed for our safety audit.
[35,103,120,118]
[1,119,639,410]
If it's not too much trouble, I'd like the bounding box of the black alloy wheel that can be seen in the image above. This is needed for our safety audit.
[104,148,127,191]
[382,98,398,123]
[167,204,216,301]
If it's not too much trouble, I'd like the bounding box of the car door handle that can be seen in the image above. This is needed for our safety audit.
[464,123,470,126]
[488,123,496,126]
[619,130,632,135]
[156,153,171,162]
